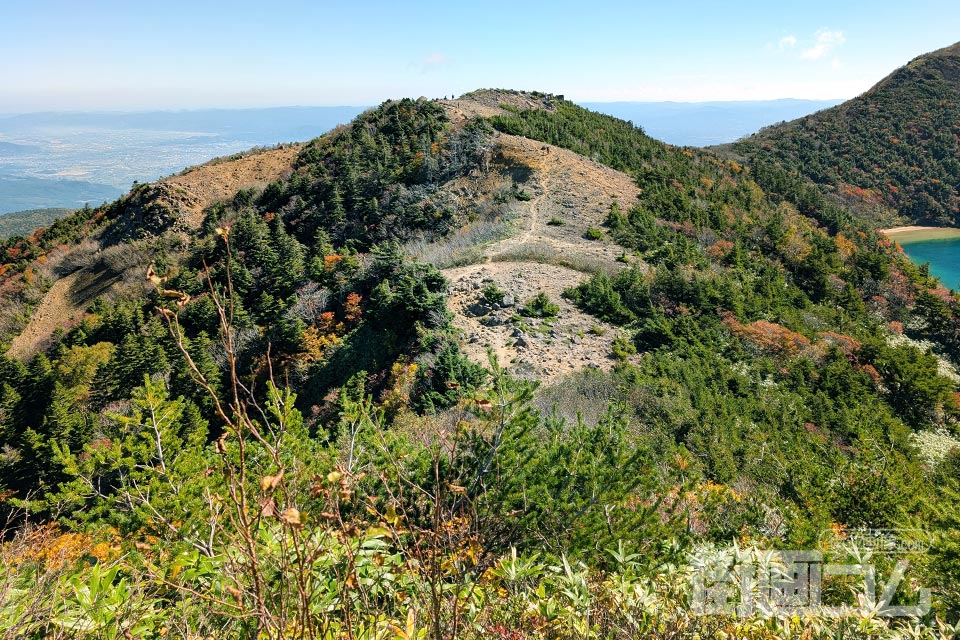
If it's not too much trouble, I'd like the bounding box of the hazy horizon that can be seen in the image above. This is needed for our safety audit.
[5,1,960,112]
[0,97,847,214]
[0,96,845,118]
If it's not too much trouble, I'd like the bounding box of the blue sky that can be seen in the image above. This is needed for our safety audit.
[2,0,959,111]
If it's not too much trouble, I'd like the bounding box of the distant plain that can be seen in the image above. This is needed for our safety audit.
[0,99,841,215]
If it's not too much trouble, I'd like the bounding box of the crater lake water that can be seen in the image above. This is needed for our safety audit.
[900,237,960,290]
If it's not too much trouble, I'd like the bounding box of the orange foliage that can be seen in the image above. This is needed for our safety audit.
[317,311,343,335]
[723,314,811,358]
[818,331,861,356]
[323,254,343,271]
[344,293,362,324]
[706,239,734,261]
[5,523,117,571]
[838,183,884,205]
[859,364,883,386]
[299,326,340,364]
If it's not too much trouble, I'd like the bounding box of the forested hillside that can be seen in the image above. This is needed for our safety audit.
[733,42,960,227]
[0,208,74,239]
[0,88,959,638]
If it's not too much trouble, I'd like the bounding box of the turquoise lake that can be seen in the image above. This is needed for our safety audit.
[900,237,960,290]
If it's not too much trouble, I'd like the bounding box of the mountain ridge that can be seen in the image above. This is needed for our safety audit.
[730,40,960,227]
[4,77,960,634]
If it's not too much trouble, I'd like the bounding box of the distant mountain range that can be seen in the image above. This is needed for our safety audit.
[584,99,843,147]
[0,100,844,216]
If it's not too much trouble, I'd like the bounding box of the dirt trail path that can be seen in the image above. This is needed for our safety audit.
[433,108,644,380]
[474,133,640,270]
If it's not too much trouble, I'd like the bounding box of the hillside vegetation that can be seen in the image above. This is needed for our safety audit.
[0,207,74,239]
[733,42,960,226]
[0,83,959,638]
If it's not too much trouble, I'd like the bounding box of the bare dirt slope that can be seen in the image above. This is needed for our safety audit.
[159,144,302,230]
[7,145,303,360]
[438,89,558,120]
[483,133,639,268]
[433,95,644,378]
[7,272,83,359]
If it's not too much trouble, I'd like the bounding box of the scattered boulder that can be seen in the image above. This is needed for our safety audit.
[467,302,491,317]
[485,312,509,326]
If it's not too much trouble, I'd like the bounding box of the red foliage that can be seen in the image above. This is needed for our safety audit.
[706,239,734,261]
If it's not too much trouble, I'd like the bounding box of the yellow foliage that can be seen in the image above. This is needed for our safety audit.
[835,232,857,261]
[781,228,812,264]
[381,362,419,414]
[55,341,115,397]
[4,523,117,571]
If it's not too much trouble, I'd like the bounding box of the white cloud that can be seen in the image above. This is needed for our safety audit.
[778,35,797,51]
[801,29,846,60]
[423,53,448,66]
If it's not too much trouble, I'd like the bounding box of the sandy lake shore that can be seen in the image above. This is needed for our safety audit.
[879,226,960,243]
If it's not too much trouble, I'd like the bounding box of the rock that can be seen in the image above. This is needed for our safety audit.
[572,335,582,345]
[511,328,526,338]
[501,294,515,307]
[515,335,529,348]
[467,303,490,317]
[485,313,508,326]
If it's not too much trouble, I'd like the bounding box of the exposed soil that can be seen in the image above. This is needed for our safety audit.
[7,272,84,359]
[7,145,302,360]
[444,263,639,378]
[433,97,644,380]
[161,144,302,230]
